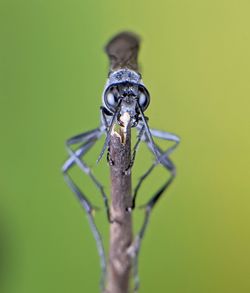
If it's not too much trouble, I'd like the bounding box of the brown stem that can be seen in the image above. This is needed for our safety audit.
[105,122,133,293]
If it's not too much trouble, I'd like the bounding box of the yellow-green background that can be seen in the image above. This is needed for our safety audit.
[1,1,250,292]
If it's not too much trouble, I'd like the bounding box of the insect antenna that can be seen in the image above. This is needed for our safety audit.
[97,100,122,164]
[136,102,161,162]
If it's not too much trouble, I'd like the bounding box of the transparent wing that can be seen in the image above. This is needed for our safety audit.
[105,31,140,72]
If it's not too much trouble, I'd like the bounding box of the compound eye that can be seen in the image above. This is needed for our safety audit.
[138,87,150,110]
[105,86,119,110]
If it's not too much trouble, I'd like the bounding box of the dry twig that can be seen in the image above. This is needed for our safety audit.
[105,113,133,293]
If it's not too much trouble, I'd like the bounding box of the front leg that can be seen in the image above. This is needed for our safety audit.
[100,106,115,166]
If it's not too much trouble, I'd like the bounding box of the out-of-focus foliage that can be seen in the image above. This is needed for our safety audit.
[0,1,250,292]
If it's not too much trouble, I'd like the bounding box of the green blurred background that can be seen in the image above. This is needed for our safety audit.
[1,0,250,292]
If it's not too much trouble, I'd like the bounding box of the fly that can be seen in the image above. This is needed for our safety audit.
[62,32,180,292]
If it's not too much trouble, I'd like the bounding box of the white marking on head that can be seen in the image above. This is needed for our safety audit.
[139,93,146,107]
[107,92,115,106]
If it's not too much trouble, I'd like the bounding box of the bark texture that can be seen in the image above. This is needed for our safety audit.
[105,125,133,293]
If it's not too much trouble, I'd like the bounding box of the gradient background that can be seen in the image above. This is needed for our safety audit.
[1,0,250,292]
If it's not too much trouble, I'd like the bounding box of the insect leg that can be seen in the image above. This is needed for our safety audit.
[148,129,180,158]
[62,131,106,290]
[133,129,179,208]
[124,125,145,177]
[97,100,122,164]
[65,127,113,223]
[132,153,175,291]
[100,106,115,165]
[63,172,106,290]
[131,130,180,291]
[100,106,112,130]
[63,137,98,172]
[130,129,180,209]
[137,103,161,161]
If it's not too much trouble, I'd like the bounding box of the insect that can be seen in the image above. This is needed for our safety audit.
[62,32,180,291]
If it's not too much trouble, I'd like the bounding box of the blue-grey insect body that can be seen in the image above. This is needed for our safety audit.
[62,32,180,292]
